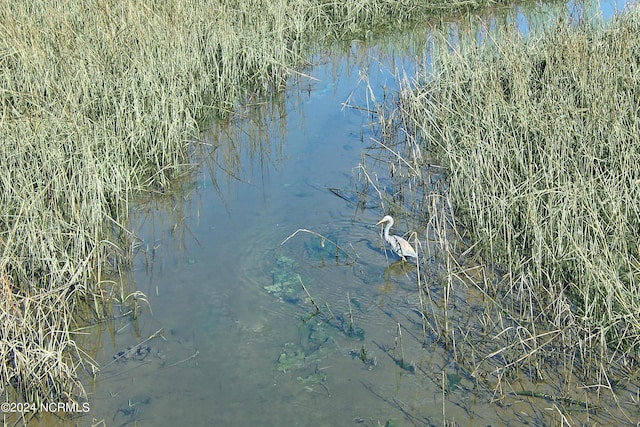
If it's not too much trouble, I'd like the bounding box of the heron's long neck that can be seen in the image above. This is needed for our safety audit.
[383,221,392,239]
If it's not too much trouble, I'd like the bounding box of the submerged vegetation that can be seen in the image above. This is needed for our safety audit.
[370,2,640,423]
[0,0,512,414]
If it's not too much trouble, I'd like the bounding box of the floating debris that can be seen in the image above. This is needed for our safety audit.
[113,345,152,363]
[276,342,306,373]
[265,255,302,303]
[349,345,377,370]
[305,234,339,261]
[297,372,326,385]
[301,319,339,357]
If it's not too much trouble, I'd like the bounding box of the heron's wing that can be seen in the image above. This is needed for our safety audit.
[388,235,402,254]
[389,235,417,258]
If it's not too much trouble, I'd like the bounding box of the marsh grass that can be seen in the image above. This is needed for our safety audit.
[420,5,640,355]
[364,3,640,424]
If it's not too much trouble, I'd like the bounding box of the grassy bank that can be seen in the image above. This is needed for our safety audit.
[393,1,640,395]
[0,0,510,411]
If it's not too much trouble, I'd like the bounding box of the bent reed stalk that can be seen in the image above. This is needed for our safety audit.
[0,0,509,412]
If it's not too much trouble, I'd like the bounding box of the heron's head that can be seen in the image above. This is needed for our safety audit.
[376,215,393,225]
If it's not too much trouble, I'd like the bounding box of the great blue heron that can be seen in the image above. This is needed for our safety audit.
[376,215,417,261]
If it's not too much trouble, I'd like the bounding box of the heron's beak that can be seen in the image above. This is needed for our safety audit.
[376,219,385,225]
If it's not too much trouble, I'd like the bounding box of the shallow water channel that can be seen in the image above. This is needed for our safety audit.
[91,51,460,426]
[86,49,497,427]
[24,1,636,426]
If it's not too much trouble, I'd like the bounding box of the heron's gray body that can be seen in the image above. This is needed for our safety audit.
[376,215,417,261]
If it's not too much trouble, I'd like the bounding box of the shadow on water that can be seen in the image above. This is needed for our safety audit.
[15,1,635,426]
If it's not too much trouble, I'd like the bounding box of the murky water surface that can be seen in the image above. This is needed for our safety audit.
[18,1,637,426]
